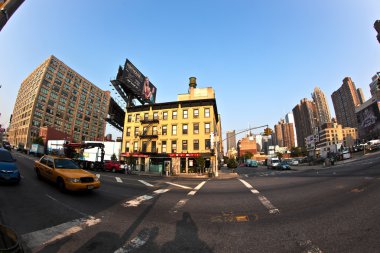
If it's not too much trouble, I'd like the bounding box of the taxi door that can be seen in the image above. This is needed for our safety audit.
[44,157,55,182]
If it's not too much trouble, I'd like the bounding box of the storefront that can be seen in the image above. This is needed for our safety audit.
[121,152,213,176]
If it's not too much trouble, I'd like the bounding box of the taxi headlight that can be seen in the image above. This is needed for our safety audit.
[68,178,81,183]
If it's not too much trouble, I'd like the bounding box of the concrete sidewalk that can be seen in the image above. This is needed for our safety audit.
[293,150,380,172]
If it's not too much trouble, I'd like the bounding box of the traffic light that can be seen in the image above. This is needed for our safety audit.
[264,128,273,136]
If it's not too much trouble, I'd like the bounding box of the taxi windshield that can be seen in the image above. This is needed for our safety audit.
[54,159,80,169]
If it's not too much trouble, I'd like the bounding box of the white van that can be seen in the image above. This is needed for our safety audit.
[267,157,280,169]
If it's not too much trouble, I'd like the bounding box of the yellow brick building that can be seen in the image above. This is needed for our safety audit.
[121,77,223,175]
[8,55,110,149]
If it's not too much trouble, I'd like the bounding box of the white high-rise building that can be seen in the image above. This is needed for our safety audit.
[285,112,298,147]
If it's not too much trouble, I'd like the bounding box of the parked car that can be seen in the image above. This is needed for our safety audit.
[285,159,299,166]
[103,160,125,173]
[34,155,100,191]
[2,141,11,151]
[246,159,258,167]
[0,148,21,184]
[275,161,291,170]
[267,157,280,169]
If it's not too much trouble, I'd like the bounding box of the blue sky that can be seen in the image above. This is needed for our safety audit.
[1,0,379,141]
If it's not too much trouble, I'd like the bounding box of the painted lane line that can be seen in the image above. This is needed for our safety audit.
[258,195,280,214]
[170,181,208,213]
[239,179,253,189]
[187,190,197,196]
[165,182,192,189]
[123,188,170,207]
[138,180,154,187]
[123,195,153,207]
[171,199,190,213]
[116,177,123,183]
[153,189,170,194]
[299,240,323,253]
[251,189,260,194]
[194,180,207,191]
[114,228,155,253]
[238,179,280,214]
[21,216,101,250]
[45,194,88,217]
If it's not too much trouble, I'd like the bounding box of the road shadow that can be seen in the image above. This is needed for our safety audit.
[161,212,213,253]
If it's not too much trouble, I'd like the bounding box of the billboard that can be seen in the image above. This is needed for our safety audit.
[356,100,380,140]
[119,59,157,104]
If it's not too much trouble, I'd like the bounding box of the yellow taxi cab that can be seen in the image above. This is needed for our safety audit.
[34,155,100,191]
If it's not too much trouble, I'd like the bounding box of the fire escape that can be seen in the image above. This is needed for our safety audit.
[138,116,159,154]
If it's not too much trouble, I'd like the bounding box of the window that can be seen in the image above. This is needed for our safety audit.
[193,109,199,118]
[205,123,210,133]
[205,108,210,118]
[162,141,167,153]
[182,140,188,151]
[143,126,148,135]
[193,140,199,150]
[153,112,158,120]
[144,113,149,121]
[126,127,131,136]
[172,111,177,120]
[128,115,132,122]
[193,123,199,134]
[134,127,139,136]
[171,141,177,153]
[162,125,167,135]
[40,87,49,95]
[151,141,157,153]
[142,141,148,152]
[135,114,140,122]
[183,110,188,119]
[163,111,168,120]
[172,125,177,135]
[205,139,211,150]
[126,142,130,152]
[134,141,138,152]
[182,124,188,134]
[153,126,158,135]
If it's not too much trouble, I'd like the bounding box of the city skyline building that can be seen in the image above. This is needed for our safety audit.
[331,77,360,128]
[226,130,236,154]
[369,73,379,97]
[274,119,295,149]
[7,55,111,148]
[357,88,366,104]
[292,98,319,148]
[312,86,331,127]
[237,135,257,158]
[285,112,298,147]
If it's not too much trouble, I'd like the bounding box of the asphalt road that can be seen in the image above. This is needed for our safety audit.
[1,151,380,253]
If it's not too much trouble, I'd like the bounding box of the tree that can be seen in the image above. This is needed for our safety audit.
[32,136,44,145]
[276,152,283,159]
[243,152,253,161]
[111,153,118,161]
[227,158,238,169]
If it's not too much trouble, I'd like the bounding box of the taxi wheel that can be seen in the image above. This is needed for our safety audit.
[57,178,66,192]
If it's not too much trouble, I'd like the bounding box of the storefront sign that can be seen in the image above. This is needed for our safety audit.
[168,153,201,158]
